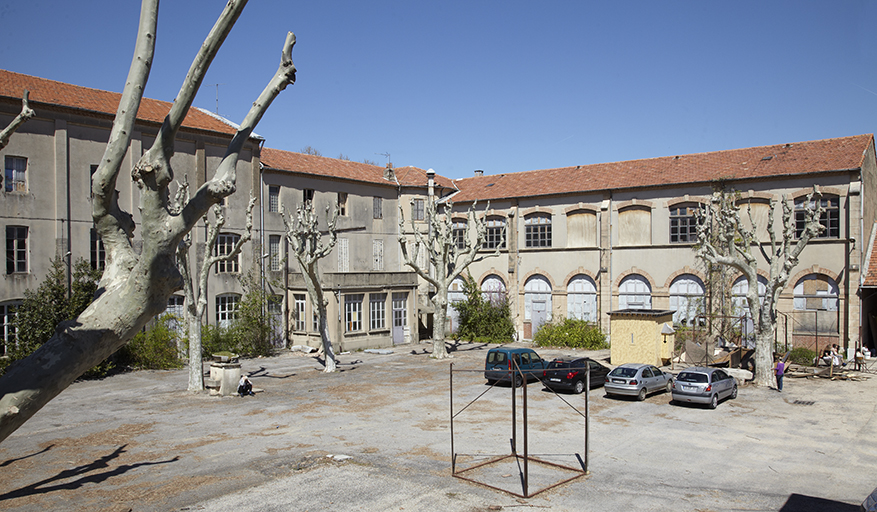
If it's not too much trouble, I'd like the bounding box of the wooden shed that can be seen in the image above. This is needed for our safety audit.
[607,309,675,366]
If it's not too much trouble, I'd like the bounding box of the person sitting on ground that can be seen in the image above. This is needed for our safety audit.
[822,348,834,367]
[830,344,844,367]
[238,375,254,397]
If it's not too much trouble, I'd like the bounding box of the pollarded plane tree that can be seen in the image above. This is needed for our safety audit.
[0,0,297,443]
[398,199,501,359]
[175,181,256,391]
[282,202,340,372]
[0,90,35,151]
[696,188,825,387]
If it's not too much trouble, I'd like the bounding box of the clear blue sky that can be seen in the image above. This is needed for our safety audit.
[2,1,876,180]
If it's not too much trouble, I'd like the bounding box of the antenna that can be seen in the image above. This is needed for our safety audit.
[209,83,225,114]
[377,152,391,165]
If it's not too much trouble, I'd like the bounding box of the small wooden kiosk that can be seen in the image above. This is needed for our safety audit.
[607,309,675,366]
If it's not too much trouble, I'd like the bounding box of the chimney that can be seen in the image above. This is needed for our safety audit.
[426,168,435,203]
[384,162,395,181]
[474,169,484,176]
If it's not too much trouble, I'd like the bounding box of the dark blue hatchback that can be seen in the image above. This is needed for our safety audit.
[484,347,547,387]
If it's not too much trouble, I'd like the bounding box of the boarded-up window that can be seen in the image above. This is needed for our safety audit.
[567,211,597,247]
[739,199,771,241]
[793,274,839,334]
[337,238,349,272]
[618,206,650,245]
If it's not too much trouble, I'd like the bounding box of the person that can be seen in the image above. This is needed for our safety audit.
[238,375,254,397]
[774,357,786,392]
[830,344,844,367]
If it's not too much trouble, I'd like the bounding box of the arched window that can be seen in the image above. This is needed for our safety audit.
[447,277,467,333]
[794,274,838,312]
[669,204,699,243]
[669,275,704,325]
[731,275,768,317]
[525,275,552,334]
[525,214,552,248]
[485,217,506,249]
[481,274,506,304]
[618,274,651,310]
[567,275,597,322]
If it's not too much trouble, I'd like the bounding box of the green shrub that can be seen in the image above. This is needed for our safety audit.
[115,314,184,370]
[533,317,608,350]
[787,346,816,366]
[453,274,515,344]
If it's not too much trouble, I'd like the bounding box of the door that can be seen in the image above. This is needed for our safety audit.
[392,292,407,345]
[532,301,547,335]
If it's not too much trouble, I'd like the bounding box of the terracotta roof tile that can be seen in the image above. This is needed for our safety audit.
[864,224,877,287]
[261,147,455,190]
[0,69,238,136]
[451,135,874,203]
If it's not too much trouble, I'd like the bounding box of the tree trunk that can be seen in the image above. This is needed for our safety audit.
[317,302,336,372]
[431,290,450,359]
[753,318,777,388]
[187,309,205,391]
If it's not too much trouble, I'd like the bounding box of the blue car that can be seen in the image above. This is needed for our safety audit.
[484,347,547,387]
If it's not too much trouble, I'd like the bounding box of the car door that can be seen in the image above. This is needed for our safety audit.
[651,366,668,389]
[640,367,654,392]
[713,370,731,398]
[588,360,605,387]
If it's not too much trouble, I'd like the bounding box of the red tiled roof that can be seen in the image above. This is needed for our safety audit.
[0,69,239,136]
[451,135,875,203]
[261,147,456,190]
[863,223,877,287]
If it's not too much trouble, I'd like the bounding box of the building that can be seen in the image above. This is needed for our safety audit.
[448,134,877,355]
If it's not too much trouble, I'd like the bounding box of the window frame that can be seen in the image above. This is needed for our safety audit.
[216,293,240,328]
[452,220,467,249]
[345,294,364,332]
[373,197,383,219]
[485,217,506,250]
[0,301,19,356]
[215,233,241,274]
[4,156,27,193]
[303,188,314,204]
[795,195,839,239]
[6,225,28,274]
[669,204,699,243]
[268,185,280,213]
[412,198,425,221]
[90,228,105,270]
[269,234,281,272]
[524,213,552,248]
[370,293,387,330]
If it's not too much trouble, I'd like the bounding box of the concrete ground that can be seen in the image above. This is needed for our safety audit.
[0,341,875,512]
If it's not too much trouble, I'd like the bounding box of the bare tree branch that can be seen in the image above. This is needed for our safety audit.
[0,89,36,151]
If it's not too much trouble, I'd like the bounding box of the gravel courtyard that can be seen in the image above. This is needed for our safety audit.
[0,341,875,512]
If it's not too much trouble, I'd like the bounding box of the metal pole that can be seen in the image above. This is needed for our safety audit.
[450,362,455,473]
[523,372,529,498]
[585,364,590,474]
[511,359,517,455]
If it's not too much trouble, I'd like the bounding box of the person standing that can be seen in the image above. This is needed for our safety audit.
[774,357,786,392]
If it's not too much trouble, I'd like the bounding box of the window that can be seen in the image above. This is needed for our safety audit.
[345,294,364,332]
[412,199,425,221]
[795,195,839,238]
[452,220,466,249]
[294,294,307,331]
[90,228,105,270]
[372,239,384,270]
[524,275,552,335]
[794,274,839,311]
[481,275,507,304]
[216,294,240,328]
[303,188,314,204]
[669,275,705,326]
[268,185,280,213]
[392,292,408,329]
[373,197,383,219]
[485,217,506,249]
[669,204,698,243]
[215,233,240,273]
[6,226,28,274]
[337,192,347,216]
[90,164,99,198]
[567,275,597,322]
[618,274,651,309]
[567,210,597,247]
[370,293,387,330]
[4,156,26,192]
[166,295,185,336]
[0,302,19,356]
[618,205,651,245]
[525,214,551,247]
[269,235,281,272]
[313,310,320,332]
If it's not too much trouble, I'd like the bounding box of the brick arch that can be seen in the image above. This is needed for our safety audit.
[789,265,842,292]
[564,202,598,215]
[521,269,556,291]
[613,267,656,289]
[663,267,708,290]
[614,199,654,212]
[737,190,776,202]
[521,206,553,217]
[789,186,845,200]
[667,195,709,208]
[562,268,599,288]
[477,269,509,290]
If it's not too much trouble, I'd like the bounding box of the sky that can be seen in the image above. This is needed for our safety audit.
[1,1,877,180]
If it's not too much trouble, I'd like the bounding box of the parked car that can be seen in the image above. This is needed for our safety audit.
[671,366,737,409]
[604,363,673,400]
[542,358,610,394]
[484,347,547,387]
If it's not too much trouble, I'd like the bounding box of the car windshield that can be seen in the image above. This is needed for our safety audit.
[487,352,507,364]
[548,361,571,369]
[609,367,638,378]
[677,372,708,383]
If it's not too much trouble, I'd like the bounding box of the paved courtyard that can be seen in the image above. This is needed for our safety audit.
[0,342,875,511]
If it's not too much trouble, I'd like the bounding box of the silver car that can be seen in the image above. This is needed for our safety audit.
[604,363,673,400]
[671,367,738,409]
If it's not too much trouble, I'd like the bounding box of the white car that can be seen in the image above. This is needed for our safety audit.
[604,363,673,400]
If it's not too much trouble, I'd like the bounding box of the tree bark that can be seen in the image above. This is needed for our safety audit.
[0,0,296,443]
[0,89,36,151]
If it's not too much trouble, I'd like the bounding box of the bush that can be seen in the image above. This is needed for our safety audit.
[787,346,816,366]
[533,317,608,350]
[115,314,184,370]
[453,274,515,344]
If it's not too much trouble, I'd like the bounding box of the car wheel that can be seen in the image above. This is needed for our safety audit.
[513,374,523,388]
[573,380,585,394]
[637,387,647,401]
[665,380,673,393]
[731,385,738,400]
[709,394,718,409]
[486,379,496,386]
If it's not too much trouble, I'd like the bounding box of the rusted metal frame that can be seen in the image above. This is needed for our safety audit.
[453,454,589,499]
